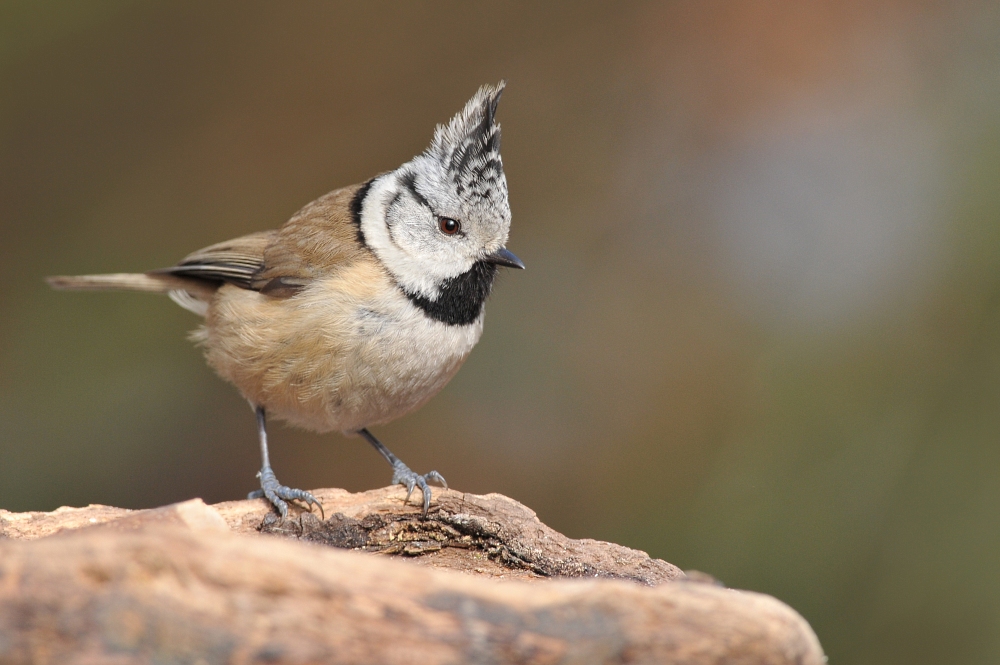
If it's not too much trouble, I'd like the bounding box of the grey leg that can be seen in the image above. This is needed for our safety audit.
[358,428,446,513]
[248,406,324,519]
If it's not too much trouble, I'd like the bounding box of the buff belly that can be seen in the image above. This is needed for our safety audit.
[200,266,484,434]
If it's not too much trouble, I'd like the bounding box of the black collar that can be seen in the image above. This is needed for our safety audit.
[403,261,497,326]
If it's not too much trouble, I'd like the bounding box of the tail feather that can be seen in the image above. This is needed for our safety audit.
[47,272,210,294]
[46,272,217,303]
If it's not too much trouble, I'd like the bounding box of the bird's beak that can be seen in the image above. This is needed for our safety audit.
[484,248,525,270]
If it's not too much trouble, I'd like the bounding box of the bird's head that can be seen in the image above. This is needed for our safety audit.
[358,82,523,311]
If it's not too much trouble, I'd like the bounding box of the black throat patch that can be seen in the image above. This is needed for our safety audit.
[405,261,498,326]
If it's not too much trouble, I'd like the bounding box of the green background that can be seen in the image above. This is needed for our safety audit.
[3,3,1000,663]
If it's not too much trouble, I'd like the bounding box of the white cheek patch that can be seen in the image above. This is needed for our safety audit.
[386,201,434,253]
[361,173,473,300]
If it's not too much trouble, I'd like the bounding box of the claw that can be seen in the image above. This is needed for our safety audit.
[251,466,324,520]
[391,460,447,514]
[426,470,448,489]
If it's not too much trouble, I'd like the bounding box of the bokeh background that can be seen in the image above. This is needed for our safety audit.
[3,2,999,662]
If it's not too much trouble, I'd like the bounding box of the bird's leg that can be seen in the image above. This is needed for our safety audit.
[358,428,447,513]
[247,406,324,519]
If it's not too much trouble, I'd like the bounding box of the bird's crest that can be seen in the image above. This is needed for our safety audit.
[426,81,507,207]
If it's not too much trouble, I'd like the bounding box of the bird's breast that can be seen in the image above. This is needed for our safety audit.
[203,262,484,433]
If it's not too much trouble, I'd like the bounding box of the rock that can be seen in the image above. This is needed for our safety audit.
[0,488,825,664]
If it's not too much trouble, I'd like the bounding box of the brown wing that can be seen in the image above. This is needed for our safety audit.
[154,183,368,297]
[154,231,275,289]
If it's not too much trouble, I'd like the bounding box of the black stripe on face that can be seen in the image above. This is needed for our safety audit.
[350,178,376,246]
[404,261,498,326]
[385,190,405,247]
[400,171,434,213]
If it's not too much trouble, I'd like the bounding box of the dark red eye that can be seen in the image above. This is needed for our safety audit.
[439,217,461,235]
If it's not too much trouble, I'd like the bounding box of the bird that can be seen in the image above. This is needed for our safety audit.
[47,82,523,518]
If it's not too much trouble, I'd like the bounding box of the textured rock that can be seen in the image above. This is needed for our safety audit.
[0,489,825,664]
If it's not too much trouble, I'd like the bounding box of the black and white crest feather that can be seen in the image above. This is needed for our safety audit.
[425,82,508,211]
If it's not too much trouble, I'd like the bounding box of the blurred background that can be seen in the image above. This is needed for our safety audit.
[2,2,999,662]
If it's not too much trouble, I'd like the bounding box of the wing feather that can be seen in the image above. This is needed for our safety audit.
[153,231,275,290]
[151,183,367,298]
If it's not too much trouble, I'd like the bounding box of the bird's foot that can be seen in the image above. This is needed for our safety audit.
[248,466,324,520]
[391,461,447,514]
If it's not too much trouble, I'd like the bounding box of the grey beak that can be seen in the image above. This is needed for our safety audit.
[484,248,525,270]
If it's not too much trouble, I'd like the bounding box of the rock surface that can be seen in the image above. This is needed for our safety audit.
[0,487,825,664]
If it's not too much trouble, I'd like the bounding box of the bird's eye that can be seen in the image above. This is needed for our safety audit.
[439,217,461,235]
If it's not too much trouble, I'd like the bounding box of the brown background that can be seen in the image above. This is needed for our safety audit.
[3,3,999,663]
